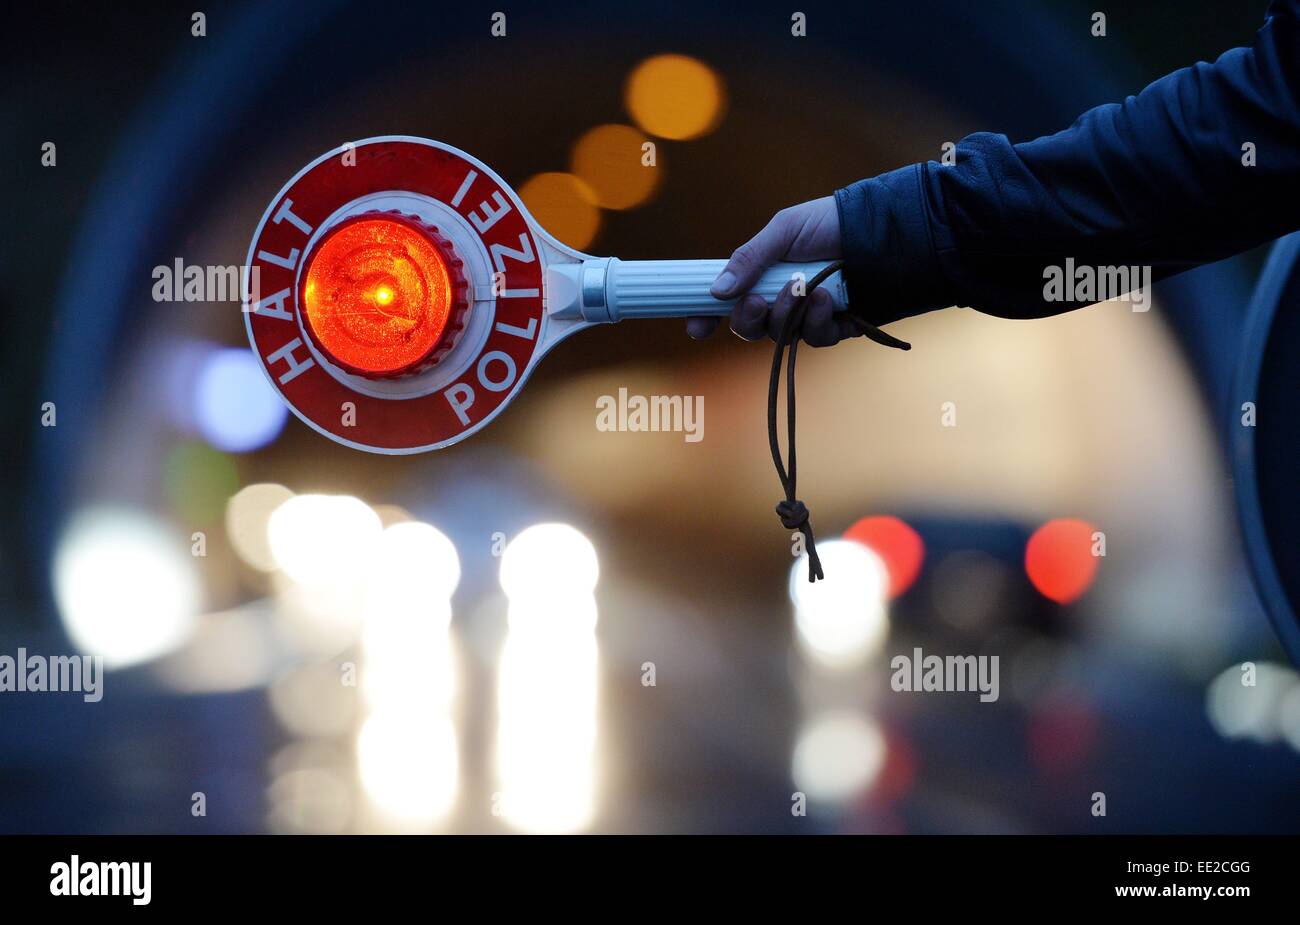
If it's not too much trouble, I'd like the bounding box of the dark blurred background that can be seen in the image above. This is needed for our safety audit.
[2,0,1298,833]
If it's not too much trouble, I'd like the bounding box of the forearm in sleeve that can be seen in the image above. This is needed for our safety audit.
[835,0,1300,325]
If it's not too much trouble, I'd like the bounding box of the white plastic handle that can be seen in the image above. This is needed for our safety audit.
[604,258,846,320]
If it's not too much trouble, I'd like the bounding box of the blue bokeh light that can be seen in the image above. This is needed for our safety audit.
[195,348,288,452]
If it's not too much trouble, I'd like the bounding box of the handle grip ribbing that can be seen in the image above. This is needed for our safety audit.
[603,258,847,320]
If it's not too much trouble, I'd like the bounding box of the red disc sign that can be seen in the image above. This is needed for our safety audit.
[245,137,547,453]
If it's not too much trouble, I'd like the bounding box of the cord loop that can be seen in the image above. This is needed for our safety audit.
[768,263,911,582]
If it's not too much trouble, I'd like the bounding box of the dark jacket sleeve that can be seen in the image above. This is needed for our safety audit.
[835,0,1300,325]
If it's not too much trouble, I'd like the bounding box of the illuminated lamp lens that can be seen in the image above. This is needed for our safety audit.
[301,217,453,376]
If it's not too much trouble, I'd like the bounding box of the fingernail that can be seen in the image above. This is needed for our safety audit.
[711,271,737,297]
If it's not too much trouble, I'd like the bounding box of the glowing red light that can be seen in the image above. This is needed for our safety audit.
[1024,518,1099,604]
[300,215,465,378]
[843,515,924,599]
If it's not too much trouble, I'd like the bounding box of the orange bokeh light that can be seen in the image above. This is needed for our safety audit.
[301,217,454,377]
[1024,518,1100,604]
[569,124,661,211]
[625,54,725,141]
[843,515,925,599]
[518,172,602,250]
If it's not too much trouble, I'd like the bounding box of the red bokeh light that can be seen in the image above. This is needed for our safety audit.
[843,515,925,598]
[1024,518,1100,604]
[1027,701,1099,776]
[869,729,917,805]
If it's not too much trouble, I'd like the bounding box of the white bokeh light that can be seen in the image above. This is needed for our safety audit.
[789,539,890,668]
[496,631,598,833]
[361,522,460,710]
[267,494,382,587]
[53,506,201,668]
[1206,661,1299,744]
[499,523,599,600]
[225,483,294,572]
[368,521,461,605]
[356,711,459,830]
[362,599,456,712]
[1278,684,1300,754]
[355,520,463,828]
[792,712,887,804]
[496,522,600,833]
